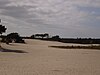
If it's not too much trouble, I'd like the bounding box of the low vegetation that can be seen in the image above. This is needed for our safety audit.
[50,45,100,50]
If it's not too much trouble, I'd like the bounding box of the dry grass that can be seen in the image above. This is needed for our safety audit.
[50,45,100,50]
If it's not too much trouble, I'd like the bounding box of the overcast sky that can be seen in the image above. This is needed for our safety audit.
[0,0,100,38]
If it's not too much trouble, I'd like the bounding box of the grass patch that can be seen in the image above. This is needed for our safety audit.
[49,45,100,50]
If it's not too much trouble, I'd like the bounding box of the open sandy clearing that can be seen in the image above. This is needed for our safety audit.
[0,39,100,75]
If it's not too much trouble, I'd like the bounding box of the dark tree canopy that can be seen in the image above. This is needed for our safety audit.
[6,32,25,44]
[0,25,7,34]
[7,33,20,39]
[34,33,49,39]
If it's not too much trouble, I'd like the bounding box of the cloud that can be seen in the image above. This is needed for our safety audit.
[0,0,100,37]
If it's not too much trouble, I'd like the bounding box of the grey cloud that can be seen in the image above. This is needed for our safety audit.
[0,6,30,19]
[0,0,100,37]
[0,0,10,6]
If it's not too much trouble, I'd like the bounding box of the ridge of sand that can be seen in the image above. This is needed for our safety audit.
[0,39,100,75]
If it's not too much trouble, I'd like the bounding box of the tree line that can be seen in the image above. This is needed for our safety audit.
[0,19,100,44]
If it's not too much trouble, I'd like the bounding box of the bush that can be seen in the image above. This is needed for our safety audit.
[6,33,25,44]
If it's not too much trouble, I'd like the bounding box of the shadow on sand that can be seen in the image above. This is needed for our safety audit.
[0,47,28,53]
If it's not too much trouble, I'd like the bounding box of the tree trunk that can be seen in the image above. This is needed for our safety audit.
[0,42,2,51]
[0,37,3,50]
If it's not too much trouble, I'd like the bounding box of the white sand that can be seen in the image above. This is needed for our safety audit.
[0,39,100,75]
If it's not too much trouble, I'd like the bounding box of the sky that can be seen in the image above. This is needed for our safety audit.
[0,0,100,38]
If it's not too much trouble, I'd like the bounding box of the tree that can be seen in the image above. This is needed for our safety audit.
[51,35,60,41]
[34,33,49,39]
[31,35,35,39]
[0,19,7,35]
[6,33,25,44]
[0,20,7,48]
[0,25,7,35]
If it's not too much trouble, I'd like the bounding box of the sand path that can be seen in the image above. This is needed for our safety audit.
[0,39,100,75]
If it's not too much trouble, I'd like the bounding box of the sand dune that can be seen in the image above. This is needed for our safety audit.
[0,39,100,75]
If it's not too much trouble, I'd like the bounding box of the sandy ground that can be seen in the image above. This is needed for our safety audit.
[0,39,100,75]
